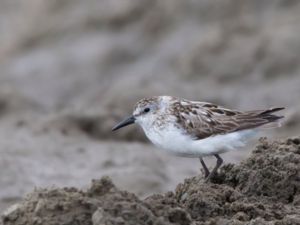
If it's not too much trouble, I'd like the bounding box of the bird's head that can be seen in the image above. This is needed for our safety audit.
[112,96,162,131]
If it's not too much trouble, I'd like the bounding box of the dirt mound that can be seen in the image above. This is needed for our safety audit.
[1,137,300,225]
[175,138,300,224]
[219,137,300,203]
[1,178,188,225]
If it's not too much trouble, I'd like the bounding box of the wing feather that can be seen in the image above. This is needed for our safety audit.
[171,100,284,140]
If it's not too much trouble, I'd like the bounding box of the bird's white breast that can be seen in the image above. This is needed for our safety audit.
[142,124,255,158]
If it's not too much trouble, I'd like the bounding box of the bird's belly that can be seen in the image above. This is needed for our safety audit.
[143,126,256,158]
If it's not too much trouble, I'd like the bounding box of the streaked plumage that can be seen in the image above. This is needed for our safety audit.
[165,98,284,139]
[112,96,284,181]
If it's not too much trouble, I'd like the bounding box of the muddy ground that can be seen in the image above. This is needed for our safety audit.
[1,0,300,220]
[1,137,299,225]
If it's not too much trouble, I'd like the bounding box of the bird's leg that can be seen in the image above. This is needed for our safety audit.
[199,157,210,178]
[205,154,223,182]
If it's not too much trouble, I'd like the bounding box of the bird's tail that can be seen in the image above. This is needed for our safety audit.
[257,107,285,129]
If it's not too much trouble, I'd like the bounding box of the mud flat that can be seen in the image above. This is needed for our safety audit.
[1,137,299,225]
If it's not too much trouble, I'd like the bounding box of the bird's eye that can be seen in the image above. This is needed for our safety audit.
[144,107,150,113]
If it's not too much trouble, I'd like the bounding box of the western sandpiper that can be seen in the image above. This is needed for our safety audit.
[112,96,284,181]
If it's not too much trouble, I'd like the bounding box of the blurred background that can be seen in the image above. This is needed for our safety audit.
[0,0,300,212]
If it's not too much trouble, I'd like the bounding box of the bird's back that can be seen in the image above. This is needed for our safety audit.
[167,98,284,140]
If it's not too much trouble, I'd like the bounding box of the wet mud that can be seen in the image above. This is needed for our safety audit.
[2,137,299,225]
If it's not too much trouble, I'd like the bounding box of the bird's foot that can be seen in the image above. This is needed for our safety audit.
[201,169,210,179]
[204,171,217,183]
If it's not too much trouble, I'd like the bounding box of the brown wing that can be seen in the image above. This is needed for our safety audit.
[173,101,284,140]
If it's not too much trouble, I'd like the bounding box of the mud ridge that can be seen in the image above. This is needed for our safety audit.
[1,137,300,225]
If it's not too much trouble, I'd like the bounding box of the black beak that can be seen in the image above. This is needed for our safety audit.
[112,115,136,131]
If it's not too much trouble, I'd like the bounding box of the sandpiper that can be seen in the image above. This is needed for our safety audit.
[112,96,284,180]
